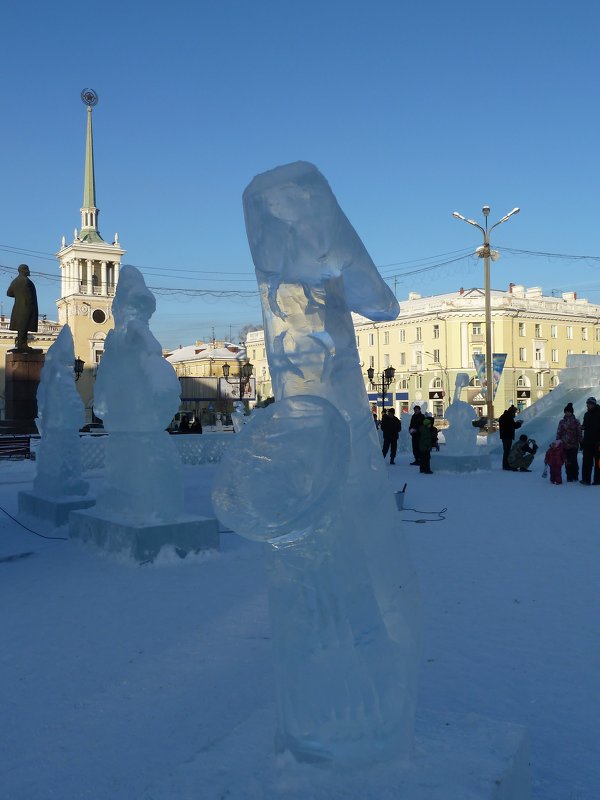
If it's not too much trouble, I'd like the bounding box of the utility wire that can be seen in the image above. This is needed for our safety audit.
[0,504,68,540]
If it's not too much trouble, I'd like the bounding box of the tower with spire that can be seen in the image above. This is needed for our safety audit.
[56,90,125,417]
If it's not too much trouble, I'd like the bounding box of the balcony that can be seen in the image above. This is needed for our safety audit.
[534,361,549,370]
[471,334,485,343]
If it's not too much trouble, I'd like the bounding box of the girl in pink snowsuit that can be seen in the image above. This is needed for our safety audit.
[544,440,566,484]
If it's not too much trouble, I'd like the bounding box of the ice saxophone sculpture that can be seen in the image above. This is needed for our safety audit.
[93,265,183,522]
[443,373,480,455]
[34,325,88,498]
[212,162,420,764]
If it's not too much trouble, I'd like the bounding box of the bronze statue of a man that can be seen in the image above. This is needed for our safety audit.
[7,264,39,352]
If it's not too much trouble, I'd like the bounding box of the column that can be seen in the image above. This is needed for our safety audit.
[100,261,107,295]
[87,260,94,295]
[113,262,120,292]
[73,259,80,295]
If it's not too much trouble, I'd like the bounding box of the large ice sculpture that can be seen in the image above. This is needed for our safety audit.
[212,162,420,765]
[443,373,479,455]
[33,325,88,498]
[93,266,183,522]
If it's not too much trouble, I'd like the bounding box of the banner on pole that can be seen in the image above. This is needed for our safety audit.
[472,353,507,400]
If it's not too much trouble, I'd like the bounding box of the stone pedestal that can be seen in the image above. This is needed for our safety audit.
[69,508,220,562]
[18,491,96,527]
[3,351,45,433]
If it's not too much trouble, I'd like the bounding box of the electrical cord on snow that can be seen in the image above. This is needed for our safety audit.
[0,503,68,540]
[402,506,447,524]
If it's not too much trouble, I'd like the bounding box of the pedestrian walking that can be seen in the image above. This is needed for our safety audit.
[580,397,600,485]
[381,408,401,464]
[544,440,566,485]
[408,405,424,465]
[499,405,523,470]
[556,402,582,482]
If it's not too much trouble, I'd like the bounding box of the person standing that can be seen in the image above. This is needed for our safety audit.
[381,407,401,465]
[556,402,582,482]
[580,397,600,485]
[499,405,522,470]
[418,417,436,474]
[408,404,424,465]
[544,440,566,485]
[371,404,380,429]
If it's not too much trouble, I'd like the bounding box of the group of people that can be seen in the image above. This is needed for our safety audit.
[377,404,438,474]
[499,397,600,485]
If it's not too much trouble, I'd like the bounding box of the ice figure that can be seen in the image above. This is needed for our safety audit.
[443,373,479,455]
[212,162,420,765]
[93,266,183,522]
[33,326,88,498]
[231,400,248,433]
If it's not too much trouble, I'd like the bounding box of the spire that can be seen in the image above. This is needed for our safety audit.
[79,89,103,243]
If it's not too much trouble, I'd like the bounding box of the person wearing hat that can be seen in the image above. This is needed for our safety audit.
[499,405,523,470]
[556,402,582,482]
[580,397,600,485]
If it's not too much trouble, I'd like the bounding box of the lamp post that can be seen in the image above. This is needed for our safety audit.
[452,205,520,433]
[222,360,254,408]
[367,365,396,416]
[74,357,84,382]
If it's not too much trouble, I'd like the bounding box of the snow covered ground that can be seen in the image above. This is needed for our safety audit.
[1,456,598,799]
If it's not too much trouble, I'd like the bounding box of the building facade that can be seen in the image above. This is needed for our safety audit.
[246,284,600,418]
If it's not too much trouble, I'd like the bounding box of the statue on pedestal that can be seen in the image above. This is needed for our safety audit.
[7,264,40,353]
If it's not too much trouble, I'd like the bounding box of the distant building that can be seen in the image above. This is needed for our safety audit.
[245,284,600,417]
[165,340,255,421]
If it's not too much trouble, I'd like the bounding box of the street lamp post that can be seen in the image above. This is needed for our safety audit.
[222,361,254,409]
[452,205,520,433]
[367,365,396,415]
[73,357,85,382]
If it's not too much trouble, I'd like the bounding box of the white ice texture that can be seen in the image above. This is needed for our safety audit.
[93,266,184,522]
[33,325,88,498]
[213,162,420,766]
[442,373,480,455]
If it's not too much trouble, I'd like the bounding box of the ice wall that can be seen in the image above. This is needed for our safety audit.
[33,326,88,498]
[93,266,183,522]
[213,162,420,765]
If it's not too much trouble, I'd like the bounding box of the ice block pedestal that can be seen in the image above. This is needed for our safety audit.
[19,492,95,527]
[69,508,219,562]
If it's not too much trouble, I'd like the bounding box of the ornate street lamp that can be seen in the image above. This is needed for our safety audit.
[222,360,254,404]
[74,357,85,382]
[367,365,396,413]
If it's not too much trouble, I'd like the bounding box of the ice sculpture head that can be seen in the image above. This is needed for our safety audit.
[243,161,399,321]
[112,265,156,328]
[37,325,85,432]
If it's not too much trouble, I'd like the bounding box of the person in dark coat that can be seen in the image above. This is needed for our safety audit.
[556,402,582,482]
[6,264,39,352]
[508,434,538,471]
[178,415,190,433]
[190,417,203,433]
[408,405,424,465]
[418,416,437,474]
[499,405,523,470]
[381,407,401,465]
[580,397,600,485]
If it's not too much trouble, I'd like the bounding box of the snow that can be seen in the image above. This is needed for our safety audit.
[1,457,598,798]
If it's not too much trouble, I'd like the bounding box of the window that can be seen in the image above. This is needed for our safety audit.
[433,324,440,339]
[92,309,106,324]
[517,375,527,387]
[519,347,526,361]
[416,375,422,389]
[582,327,588,341]
[368,333,374,346]
[566,326,573,339]
[551,325,558,338]
[534,324,542,337]
[566,349,573,356]
[416,351,423,366]
[536,372,544,387]
[433,401,444,418]
[383,331,389,345]
[551,349,558,362]
[415,327,422,341]
[398,330,406,342]
[472,323,482,336]
[383,354,390,368]
[432,348,440,363]
[399,352,406,366]
[401,378,409,389]
[252,349,256,360]
[369,355,375,368]
[433,377,442,388]
[595,328,600,342]
[518,322,526,336]
[535,347,543,362]
[355,336,360,347]
[550,375,559,388]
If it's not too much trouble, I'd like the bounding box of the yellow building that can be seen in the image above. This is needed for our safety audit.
[165,340,255,423]
[245,284,600,418]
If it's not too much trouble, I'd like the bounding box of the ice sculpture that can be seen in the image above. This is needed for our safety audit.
[231,400,248,433]
[33,326,88,498]
[443,373,479,455]
[212,162,420,765]
[93,266,183,522]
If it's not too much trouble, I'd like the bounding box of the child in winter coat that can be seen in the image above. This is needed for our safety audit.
[544,440,566,485]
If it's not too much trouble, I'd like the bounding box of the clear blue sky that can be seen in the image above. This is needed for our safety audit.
[2,0,600,349]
